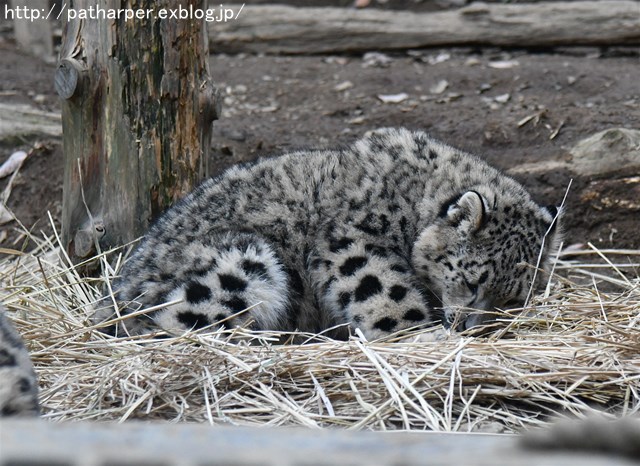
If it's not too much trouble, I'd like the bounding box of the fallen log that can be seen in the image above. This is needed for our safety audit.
[0,103,62,142]
[209,1,640,54]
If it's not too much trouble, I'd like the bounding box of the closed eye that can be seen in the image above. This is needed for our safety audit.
[465,281,478,294]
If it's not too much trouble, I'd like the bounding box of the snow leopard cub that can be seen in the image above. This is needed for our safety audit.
[0,305,40,417]
[95,128,560,339]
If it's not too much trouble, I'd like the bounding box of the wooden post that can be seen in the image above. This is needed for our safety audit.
[55,0,220,260]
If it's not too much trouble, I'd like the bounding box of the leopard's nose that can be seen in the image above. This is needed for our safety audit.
[463,310,498,331]
[462,299,498,330]
[464,313,483,330]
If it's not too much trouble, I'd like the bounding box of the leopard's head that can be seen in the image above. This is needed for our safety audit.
[412,190,561,332]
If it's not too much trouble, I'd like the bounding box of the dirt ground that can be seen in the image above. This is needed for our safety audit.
[0,4,639,251]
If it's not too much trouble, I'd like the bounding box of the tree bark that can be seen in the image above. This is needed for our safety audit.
[210,1,640,54]
[56,0,220,260]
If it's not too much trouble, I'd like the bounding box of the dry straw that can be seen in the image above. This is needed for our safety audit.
[1,222,638,432]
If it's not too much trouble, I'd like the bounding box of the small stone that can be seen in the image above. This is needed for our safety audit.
[426,52,451,65]
[234,84,248,94]
[429,79,449,95]
[363,52,392,68]
[324,56,348,65]
[334,81,354,92]
[260,105,279,113]
[377,93,409,104]
[488,60,519,69]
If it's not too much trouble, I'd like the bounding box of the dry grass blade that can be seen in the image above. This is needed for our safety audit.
[1,227,638,433]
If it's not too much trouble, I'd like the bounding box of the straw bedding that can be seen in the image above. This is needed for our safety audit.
[1,225,638,432]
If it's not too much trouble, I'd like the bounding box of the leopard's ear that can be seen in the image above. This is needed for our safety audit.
[536,205,563,280]
[542,205,561,234]
[541,204,562,252]
[439,191,487,234]
[544,205,558,218]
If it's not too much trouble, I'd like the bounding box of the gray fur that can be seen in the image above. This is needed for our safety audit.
[0,305,40,417]
[95,128,560,339]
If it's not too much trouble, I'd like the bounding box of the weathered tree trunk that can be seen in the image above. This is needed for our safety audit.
[210,1,640,54]
[56,0,220,260]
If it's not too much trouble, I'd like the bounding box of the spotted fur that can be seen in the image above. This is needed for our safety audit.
[95,128,560,339]
[0,305,40,417]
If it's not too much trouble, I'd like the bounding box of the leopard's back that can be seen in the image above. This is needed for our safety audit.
[96,128,559,338]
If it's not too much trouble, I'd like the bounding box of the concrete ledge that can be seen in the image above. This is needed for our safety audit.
[0,420,635,466]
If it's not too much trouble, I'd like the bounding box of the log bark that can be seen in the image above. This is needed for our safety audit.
[210,1,640,54]
[56,0,220,260]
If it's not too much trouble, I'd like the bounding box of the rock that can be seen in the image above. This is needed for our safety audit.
[508,128,640,178]
[569,128,640,177]
[362,52,392,68]
[429,79,449,95]
[334,81,354,92]
[377,93,409,104]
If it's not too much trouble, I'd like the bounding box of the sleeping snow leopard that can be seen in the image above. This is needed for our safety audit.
[94,128,560,339]
[0,305,40,417]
